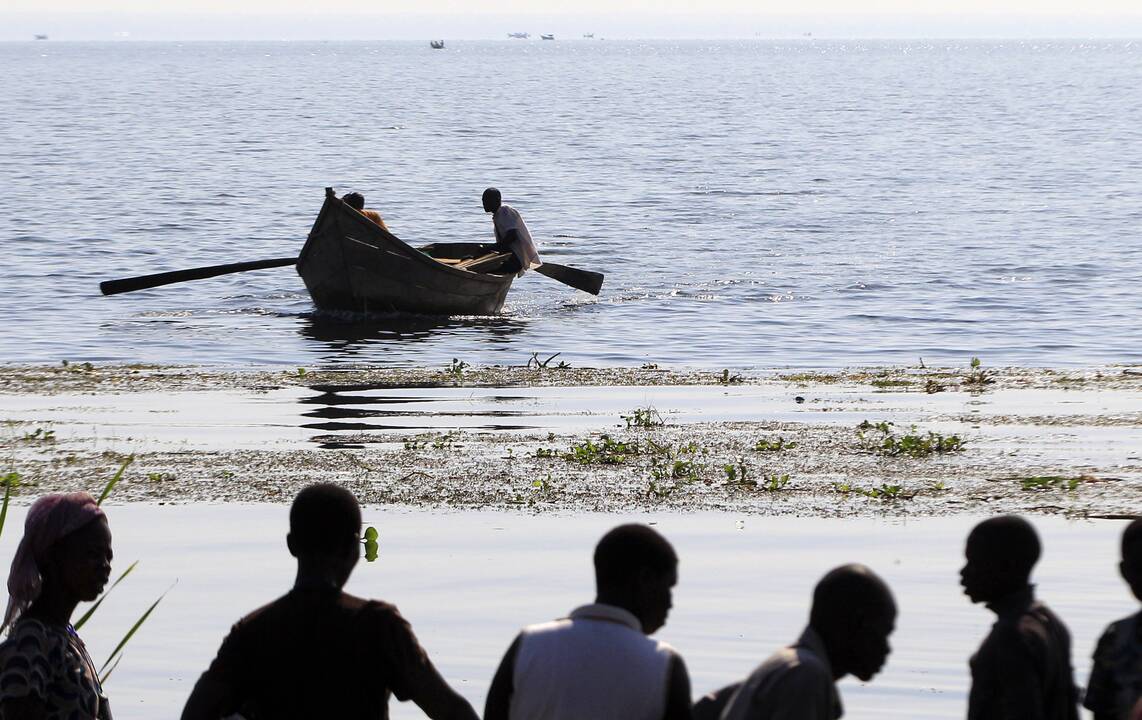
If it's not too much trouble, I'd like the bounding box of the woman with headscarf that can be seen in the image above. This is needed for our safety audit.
[0,492,114,719]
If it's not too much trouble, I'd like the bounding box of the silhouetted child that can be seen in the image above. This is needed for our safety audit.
[181,483,477,720]
[1084,518,1142,720]
[483,524,692,720]
[961,515,1079,720]
[696,563,897,720]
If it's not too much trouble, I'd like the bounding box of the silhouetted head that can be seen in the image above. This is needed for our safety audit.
[809,564,896,682]
[287,483,362,588]
[4,492,111,631]
[593,524,678,635]
[960,515,1040,604]
[45,516,113,604]
[343,192,365,210]
[482,187,502,213]
[1120,518,1142,603]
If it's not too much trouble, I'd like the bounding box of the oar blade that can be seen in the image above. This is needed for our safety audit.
[534,262,604,295]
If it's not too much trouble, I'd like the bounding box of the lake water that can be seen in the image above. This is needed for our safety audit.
[0,505,1132,719]
[3,40,1141,370]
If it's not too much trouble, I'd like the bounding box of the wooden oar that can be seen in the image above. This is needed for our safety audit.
[534,262,604,295]
[100,257,298,296]
[99,253,604,297]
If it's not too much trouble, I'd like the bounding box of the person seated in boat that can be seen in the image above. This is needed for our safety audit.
[342,191,389,231]
[482,187,541,277]
[181,483,479,720]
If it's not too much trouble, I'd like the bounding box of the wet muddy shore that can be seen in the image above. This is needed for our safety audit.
[2,362,1140,516]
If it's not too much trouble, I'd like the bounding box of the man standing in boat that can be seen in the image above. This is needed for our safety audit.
[483,187,541,277]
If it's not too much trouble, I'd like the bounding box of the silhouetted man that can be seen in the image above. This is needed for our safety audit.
[482,187,540,277]
[483,524,692,720]
[181,483,478,720]
[1084,517,1142,720]
[343,191,389,230]
[961,515,1079,720]
[702,564,896,720]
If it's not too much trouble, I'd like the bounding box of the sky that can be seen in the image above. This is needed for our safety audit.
[5,0,1142,11]
[4,1,1142,40]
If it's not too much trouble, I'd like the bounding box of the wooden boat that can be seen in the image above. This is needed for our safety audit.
[296,188,515,316]
[430,40,445,49]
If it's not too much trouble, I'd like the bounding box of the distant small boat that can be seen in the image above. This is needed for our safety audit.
[582,33,594,38]
[541,34,554,40]
[34,34,48,40]
[430,40,444,49]
[508,32,529,39]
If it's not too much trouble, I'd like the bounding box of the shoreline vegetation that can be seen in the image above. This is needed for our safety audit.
[2,361,1139,517]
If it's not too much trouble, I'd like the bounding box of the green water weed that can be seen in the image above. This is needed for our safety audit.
[22,427,56,443]
[621,407,665,429]
[567,435,639,464]
[964,357,994,388]
[1020,475,1084,492]
[857,421,965,458]
[446,358,469,381]
[754,437,796,452]
[719,369,744,385]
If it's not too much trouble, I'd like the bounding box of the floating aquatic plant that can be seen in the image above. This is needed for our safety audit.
[754,437,796,452]
[621,407,665,429]
[857,421,965,458]
[964,356,994,388]
[1020,475,1086,492]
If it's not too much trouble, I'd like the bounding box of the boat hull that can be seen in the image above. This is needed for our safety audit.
[296,189,513,315]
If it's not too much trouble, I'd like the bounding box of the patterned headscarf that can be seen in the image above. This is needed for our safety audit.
[3,492,106,632]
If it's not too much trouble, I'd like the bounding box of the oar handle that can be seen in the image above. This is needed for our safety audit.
[100,257,298,296]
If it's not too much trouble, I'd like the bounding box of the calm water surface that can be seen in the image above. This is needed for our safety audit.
[0,505,1131,719]
[2,40,1141,369]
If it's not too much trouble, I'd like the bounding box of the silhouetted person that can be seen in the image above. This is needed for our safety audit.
[0,492,114,719]
[961,515,1079,720]
[482,187,541,277]
[483,523,692,720]
[181,483,477,720]
[1084,517,1142,720]
[343,191,389,230]
[700,564,896,720]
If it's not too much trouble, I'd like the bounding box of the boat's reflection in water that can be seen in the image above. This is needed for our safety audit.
[297,310,526,361]
[299,385,542,449]
[296,311,534,448]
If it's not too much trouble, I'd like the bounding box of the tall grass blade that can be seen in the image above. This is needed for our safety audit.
[97,456,134,507]
[74,560,139,631]
[98,655,123,686]
[99,581,175,680]
[0,473,17,541]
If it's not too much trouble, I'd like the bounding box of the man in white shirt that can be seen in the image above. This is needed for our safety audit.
[483,524,693,720]
[695,564,896,720]
[482,187,541,277]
